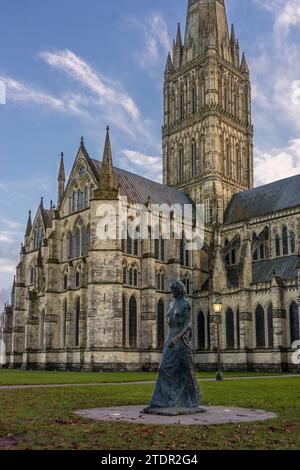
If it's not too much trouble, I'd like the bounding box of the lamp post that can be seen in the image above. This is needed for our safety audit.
[212,295,224,382]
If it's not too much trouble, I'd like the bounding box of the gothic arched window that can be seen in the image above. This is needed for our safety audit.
[226,142,232,178]
[122,294,127,347]
[157,270,166,291]
[182,274,191,295]
[236,308,240,349]
[75,269,80,289]
[192,86,197,114]
[179,147,184,181]
[267,303,274,348]
[122,263,127,285]
[191,141,197,177]
[290,302,300,345]
[129,296,137,348]
[282,226,288,256]
[72,191,77,212]
[77,190,83,211]
[63,301,67,347]
[197,311,205,350]
[180,92,184,120]
[81,226,88,257]
[129,267,133,286]
[155,238,159,260]
[84,187,89,208]
[134,237,139,257]
[63,272,68,291]
[75,227,81,258]
[157,299,165,349]
[75,298,80,347]
[133,267,138,287]
[68,233,74,259]
[290,232,296,254]
[126,234,132,255]
[255,304,266,349]
[226,308,235,349]
[207,311,211,349]
[276,235,281,257]
[30,265,36,285]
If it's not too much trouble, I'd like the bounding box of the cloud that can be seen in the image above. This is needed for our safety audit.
[0,75,87,116]
[131,12,171,72]
[0,232,16,243]
[254,139,300,186]
[40,49,139,120]
[0,259,16,274]
[39,49,160,143]
[120,149,162,182]
[0,214,23,292]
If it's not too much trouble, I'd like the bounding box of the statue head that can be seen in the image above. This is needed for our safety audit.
[170,280,187,299]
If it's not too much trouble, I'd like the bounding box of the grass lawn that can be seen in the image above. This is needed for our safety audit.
[0,377,299,450]
[0,369,291,386]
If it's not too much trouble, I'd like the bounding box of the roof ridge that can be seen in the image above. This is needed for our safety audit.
[91,158,188,194]
[242,173,300,196]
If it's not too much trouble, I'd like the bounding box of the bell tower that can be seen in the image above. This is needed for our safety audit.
[163,0,253,224]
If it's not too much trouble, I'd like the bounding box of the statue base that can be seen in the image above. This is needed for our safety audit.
[142,406,207,416]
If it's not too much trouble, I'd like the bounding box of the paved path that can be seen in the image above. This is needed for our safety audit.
[0,374,298,391]
[75,405,277,426]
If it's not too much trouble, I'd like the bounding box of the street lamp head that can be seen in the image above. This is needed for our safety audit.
[212,295,223,314]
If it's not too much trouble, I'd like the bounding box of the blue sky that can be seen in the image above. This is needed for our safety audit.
[1,0,300,304]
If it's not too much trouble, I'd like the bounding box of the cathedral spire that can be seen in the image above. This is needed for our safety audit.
[58,152,65,181]
[230,23,236,44]
[25,210,32,238]
[183,0,230,63]
[173,23,183,69]
[96,127,118,199]
[240,52,249,74]
[175,23,182,48]
[57,152,65,207]
[230,24,239,66]
[165,53,173,76]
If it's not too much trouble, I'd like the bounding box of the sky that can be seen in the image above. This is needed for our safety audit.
[1,0,300,306]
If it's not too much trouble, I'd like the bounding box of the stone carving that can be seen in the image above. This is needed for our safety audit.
[143,280,206,416]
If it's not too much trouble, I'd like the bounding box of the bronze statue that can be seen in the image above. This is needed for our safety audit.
[143,280,206,416]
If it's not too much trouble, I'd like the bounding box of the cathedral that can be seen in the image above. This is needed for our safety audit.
[1,0,300,372]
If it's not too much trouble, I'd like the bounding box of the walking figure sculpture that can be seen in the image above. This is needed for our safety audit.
[143,280,206,416]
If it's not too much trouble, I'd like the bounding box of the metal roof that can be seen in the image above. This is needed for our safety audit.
[252,256,298,284]
[224,174,300,225]
[91,159,192,207]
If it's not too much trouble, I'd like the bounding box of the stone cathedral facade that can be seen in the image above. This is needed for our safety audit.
[1,0,300,372]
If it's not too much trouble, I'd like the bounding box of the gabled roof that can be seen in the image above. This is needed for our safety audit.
[224,174,300,225]
[252,256,299,284]
[90,159,192,206]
